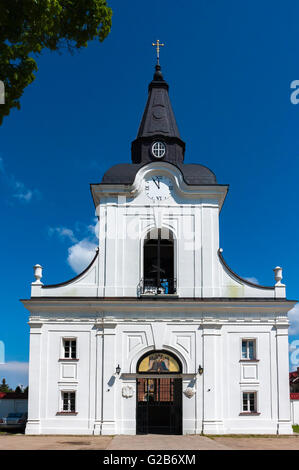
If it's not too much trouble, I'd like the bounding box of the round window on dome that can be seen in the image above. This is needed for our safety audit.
[152,141,166,159]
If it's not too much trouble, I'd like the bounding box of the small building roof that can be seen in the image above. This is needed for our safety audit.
[0,392,28,399]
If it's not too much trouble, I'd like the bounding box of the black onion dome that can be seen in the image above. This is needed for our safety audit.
[101,164,143,185]
[180,164,217,184]
[101,162,217,185]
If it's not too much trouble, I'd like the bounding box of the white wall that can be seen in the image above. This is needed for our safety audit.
[24,303,292,436]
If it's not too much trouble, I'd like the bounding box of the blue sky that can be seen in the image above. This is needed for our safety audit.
[1,0,299,388]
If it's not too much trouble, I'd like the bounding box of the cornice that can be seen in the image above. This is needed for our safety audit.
[22,297,296,315]
[27,310,291,326]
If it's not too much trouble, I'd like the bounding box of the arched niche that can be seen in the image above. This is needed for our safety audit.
[136,350,182,374]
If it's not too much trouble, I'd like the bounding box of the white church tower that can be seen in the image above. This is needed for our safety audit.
[22,60,295,435]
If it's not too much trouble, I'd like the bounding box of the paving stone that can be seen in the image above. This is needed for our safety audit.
[1,434,299,450]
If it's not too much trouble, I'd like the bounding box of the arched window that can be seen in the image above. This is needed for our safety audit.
[137,350,182,374]
[142,228,176,294]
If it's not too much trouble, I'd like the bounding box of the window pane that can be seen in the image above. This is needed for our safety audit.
[249,394,255,411]
[243,393,248,411]
[71,341,76,359]
[249,341,254,360]
[242,341,247,358]
[70,393,75,411]
[63,394,69,411]
[64,340,70,358]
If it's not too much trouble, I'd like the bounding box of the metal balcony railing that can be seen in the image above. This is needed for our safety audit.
[138,278,177,296]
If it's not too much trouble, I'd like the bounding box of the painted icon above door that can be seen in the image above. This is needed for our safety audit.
[138,352,180,373]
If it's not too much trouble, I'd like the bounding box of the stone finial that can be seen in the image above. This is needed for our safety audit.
[33,264,43,284]
[273,266,283,286]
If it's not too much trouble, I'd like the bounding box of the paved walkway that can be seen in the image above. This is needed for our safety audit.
[212,435,299,450]
[106,434,229,450]
[1,433,299,450]
[0,435,112,451]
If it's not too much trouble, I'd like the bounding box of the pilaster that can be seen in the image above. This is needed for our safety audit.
[276,323,293,434]
[93,324,104,435]
[25,322,42,435]
[94,321,117,435]
[202,322,224,434]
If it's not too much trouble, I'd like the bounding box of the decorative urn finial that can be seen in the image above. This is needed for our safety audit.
[33,264,43,284]
[273,266,283,286]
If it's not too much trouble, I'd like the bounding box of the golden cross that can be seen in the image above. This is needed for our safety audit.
[152,39,165,64]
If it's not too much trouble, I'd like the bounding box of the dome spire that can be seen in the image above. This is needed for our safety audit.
[131,41,185,165]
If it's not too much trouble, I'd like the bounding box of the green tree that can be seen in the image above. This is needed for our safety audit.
[0,0,112,124]
[0,378,12,393]
[15,386,22,393]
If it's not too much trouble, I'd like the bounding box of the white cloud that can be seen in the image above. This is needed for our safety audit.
[14,190,33,202]
[290,342,297,352]
[0,157,40,204]
[0,362,29,389]
[12,181,41,202]
[289,303,299,335]
[244,277,259,284]
[87,217,99,240]
[48,227,78,243]
[48,219,99,274]
[67,239,97,274]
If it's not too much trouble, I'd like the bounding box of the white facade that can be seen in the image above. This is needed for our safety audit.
[23,300,293,435]
[22,68,295,436]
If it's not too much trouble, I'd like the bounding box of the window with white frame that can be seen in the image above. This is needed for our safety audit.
[63,338,77,359]
[241,339,256,360]
[62,391,76,412]
[242,392,257,413]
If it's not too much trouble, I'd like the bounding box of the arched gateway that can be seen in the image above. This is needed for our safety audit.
[136,350,182,435]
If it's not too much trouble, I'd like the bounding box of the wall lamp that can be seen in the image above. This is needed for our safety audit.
[115,364,121,375]
[198,365,204,375]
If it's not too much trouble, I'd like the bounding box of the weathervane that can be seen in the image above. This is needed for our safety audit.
[152,39,165,65]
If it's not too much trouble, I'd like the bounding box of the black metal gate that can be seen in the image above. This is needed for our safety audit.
[136,377,182,434]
